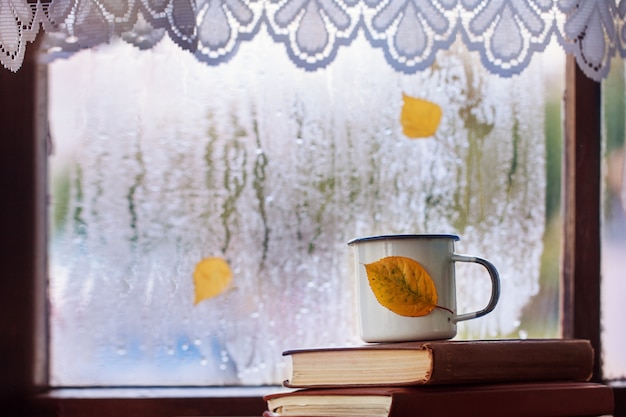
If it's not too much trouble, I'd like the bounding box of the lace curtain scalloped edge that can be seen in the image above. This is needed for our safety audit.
[1,0,625,80]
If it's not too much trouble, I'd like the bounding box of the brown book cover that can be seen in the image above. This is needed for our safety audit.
[283,339,594,388]
[264,382,614,417]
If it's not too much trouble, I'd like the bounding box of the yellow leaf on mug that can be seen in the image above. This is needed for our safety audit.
[193,257,232,305]
[365,256,438,317]
[400,93,442,138]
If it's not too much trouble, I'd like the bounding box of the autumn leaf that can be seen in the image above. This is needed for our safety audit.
[193,257,232,305]
[400,93,442,138]
[365,256,438,317]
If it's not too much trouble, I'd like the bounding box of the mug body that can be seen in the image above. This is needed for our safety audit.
[349,234,459,342]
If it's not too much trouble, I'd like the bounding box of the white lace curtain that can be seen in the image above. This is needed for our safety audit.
[1,0,625,79]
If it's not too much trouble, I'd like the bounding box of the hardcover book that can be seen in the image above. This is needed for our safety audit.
[283,339,594,388]
[264,382,614,417]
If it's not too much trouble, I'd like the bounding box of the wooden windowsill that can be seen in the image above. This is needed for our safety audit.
[28,383,624,417]
[39,385,281,398]
[32,386,283,417]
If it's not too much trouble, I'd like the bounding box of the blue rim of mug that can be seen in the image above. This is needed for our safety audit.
[347,234,460,246]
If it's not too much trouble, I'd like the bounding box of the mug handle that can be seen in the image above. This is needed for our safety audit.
[449,254,501,323]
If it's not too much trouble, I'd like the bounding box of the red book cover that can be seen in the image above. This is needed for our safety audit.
[265,382,614,417]
[283,339,594,388]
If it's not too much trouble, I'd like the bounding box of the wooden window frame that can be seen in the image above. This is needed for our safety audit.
[1,46,624,416]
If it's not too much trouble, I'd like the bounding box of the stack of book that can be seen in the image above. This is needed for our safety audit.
[263,339,614,417]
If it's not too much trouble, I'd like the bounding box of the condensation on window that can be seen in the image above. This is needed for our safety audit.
[47,32,561,386]
[601,56,626,381]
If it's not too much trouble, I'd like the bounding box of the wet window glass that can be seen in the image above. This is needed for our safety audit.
[48,35,564,386]
[601,57,626,381]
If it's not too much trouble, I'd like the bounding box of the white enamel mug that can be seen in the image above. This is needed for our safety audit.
[348,234,500,342]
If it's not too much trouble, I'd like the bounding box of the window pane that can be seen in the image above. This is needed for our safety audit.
[47,34,563,386]
[601,56,626,381]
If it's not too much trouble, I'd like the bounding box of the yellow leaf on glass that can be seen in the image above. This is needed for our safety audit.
[400,93,442,138]
[365,256,438,317]
[193,257,232,305]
